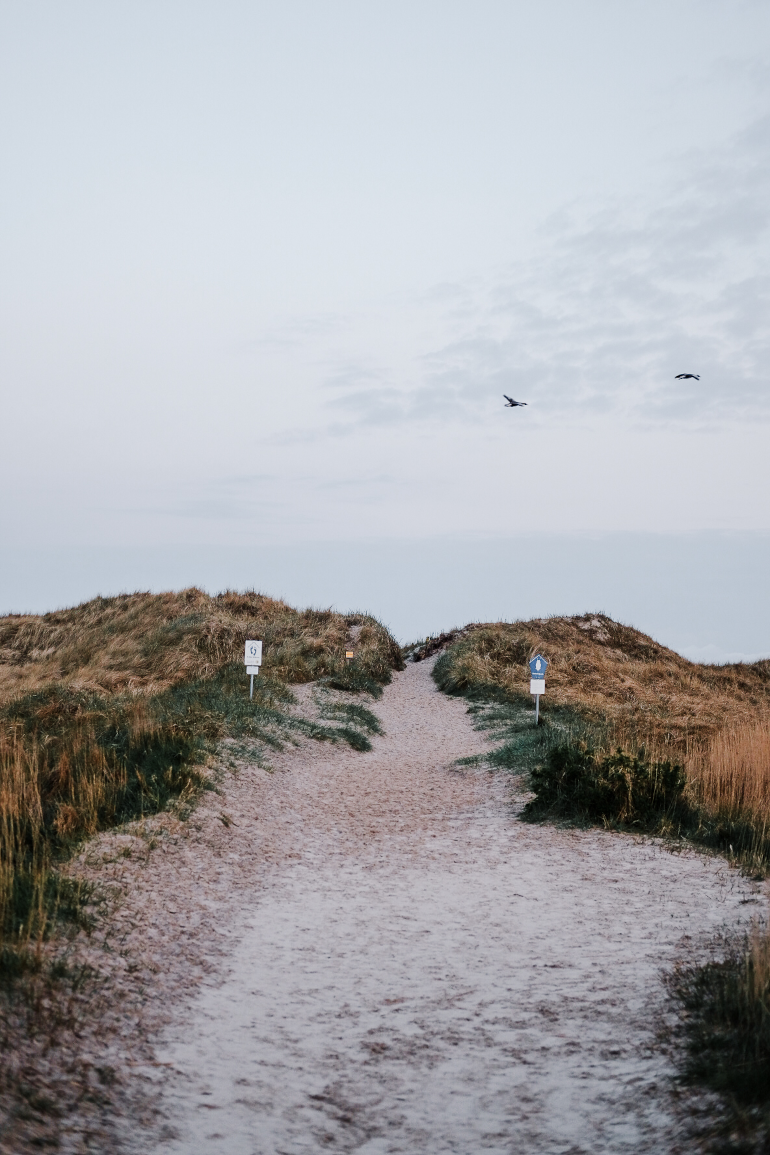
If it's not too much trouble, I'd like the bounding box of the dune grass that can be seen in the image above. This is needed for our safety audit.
[0,588,402,699]
[683,721,770,872]
[429,615,770,747]
[430,616,770,864]
[430,615,770,1148]
[0,589,402,978]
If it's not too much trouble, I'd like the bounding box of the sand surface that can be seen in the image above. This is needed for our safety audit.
[121,658,759,1154]
[3,657,762,1154]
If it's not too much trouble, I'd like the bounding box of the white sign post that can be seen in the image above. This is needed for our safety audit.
[528,654,548,725]
[244,640,263,699]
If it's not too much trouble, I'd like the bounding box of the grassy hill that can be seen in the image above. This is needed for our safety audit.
[4,598,770,1143]
[425,612,770,871]
[0,587,402,699]
[422,612,770,747]
[0,589,402,956]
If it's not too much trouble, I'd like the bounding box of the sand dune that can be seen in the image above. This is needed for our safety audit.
[71,656,761,1154]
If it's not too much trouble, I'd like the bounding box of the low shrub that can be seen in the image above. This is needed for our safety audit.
[526,742,688,828]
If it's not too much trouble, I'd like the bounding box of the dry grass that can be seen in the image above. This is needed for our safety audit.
[688,721,770,832]
[0,736,47,945]
[0,587,401,701]
[0,692,206,974]
[429,613,770,754]
[0,729,96,972]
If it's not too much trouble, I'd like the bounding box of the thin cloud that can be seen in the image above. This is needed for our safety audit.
[317,114,770,434]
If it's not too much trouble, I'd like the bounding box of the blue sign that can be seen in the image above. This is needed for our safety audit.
[529,653,548,679]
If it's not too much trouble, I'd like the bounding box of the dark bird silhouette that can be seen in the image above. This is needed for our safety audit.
[504,395,527,407]
[675,373,700,380]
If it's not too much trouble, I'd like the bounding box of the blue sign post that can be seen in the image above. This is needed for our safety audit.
[528,654,548,725]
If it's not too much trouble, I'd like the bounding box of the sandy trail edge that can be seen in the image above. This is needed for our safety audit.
[1,659,763,1154]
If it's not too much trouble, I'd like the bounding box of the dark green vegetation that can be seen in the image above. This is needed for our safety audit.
[450,699,572,774]
[673,934,770,1154]
[523,731,770,873]
[429,616,770,746]
[527,742,688,827]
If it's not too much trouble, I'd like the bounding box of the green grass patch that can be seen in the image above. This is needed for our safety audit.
[317,699,383,736]
[322,663,386,698]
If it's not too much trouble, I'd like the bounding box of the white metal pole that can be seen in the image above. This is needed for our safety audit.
[535,693,539,725]
[250,674,254,700]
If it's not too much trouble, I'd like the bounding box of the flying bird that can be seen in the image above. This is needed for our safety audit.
[504,395,527,407]
[675,373,700,380]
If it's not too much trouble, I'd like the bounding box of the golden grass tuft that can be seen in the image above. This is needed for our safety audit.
[0,734,48,943]
[673,916,770,1143]
[687,720,770,836]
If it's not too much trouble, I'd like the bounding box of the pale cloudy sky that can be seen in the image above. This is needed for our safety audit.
[1,2,769,652]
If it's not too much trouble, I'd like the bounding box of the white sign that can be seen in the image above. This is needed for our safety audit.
[530,679,545,695]
[244,640,262,666]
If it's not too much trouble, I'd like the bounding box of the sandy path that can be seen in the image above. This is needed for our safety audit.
[110,658,762,1155]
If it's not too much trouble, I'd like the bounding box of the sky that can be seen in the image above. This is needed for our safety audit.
[1,2,769,655]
